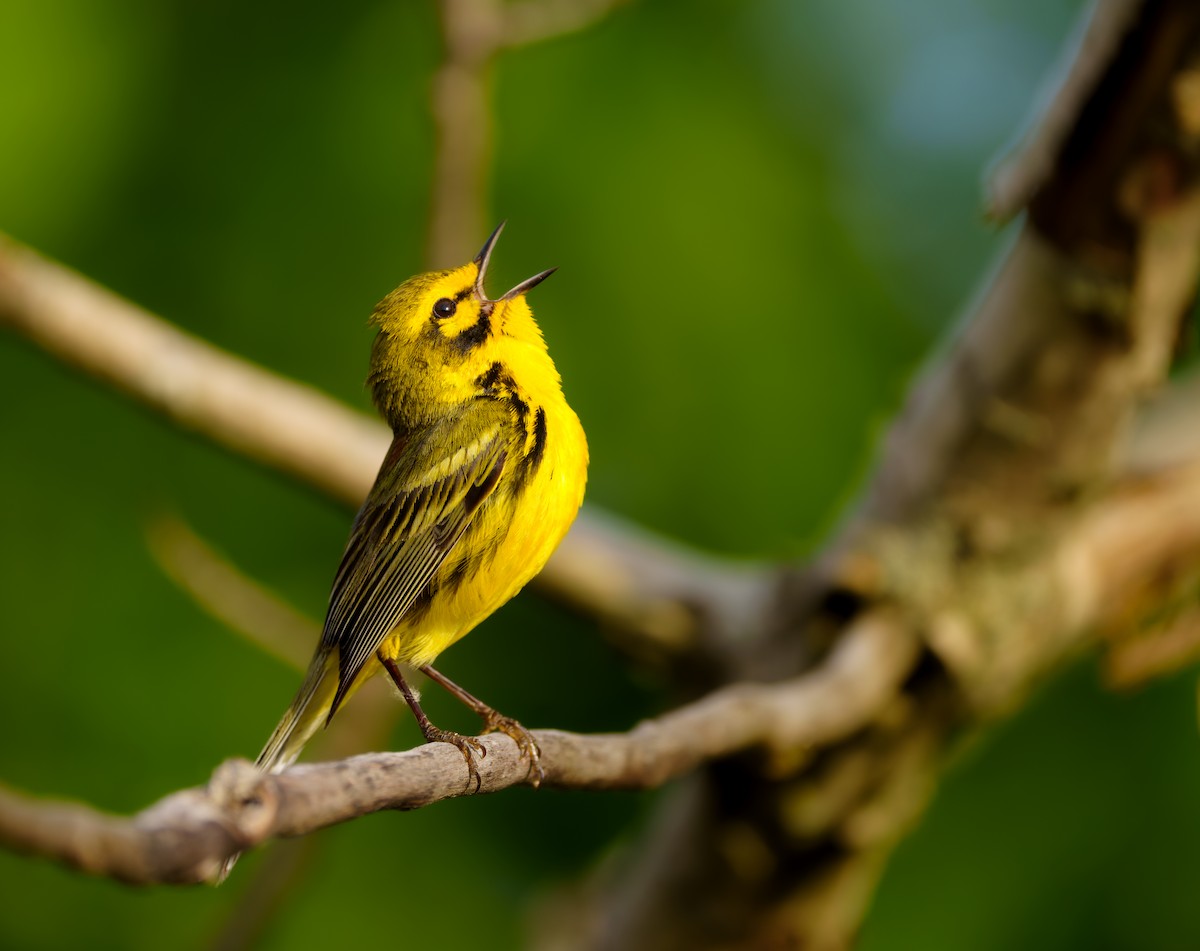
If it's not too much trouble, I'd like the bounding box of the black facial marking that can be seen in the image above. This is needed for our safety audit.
[453,311,491,351]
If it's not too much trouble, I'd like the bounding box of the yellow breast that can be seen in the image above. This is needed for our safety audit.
[382,389,587,668]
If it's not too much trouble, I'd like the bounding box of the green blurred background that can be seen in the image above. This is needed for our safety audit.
[3,0,1199,948]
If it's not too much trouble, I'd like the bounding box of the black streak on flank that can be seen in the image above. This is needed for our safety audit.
[453,311,491,352]
[406,452,507,623]
[509,391,530,426]
[414,523,500,623]
[475,362,530,426]
[476,362,505,394]
[445,544,487,594]
[474,362,541,487]
[522,407,547,478]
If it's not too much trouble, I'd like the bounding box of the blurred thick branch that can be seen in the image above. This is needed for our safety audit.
[582,1,1200,947]
[2,1,1200,949]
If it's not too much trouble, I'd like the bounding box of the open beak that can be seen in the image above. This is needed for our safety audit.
[473,221,557,304]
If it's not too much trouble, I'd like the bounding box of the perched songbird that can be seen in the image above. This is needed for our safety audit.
[256,223,587,786]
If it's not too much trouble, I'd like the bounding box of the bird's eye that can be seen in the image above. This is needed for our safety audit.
[432,297,457,319]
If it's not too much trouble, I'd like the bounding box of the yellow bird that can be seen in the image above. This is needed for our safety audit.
[256,223,587,785]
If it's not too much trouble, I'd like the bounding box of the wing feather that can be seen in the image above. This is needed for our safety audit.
[322,410,509,716]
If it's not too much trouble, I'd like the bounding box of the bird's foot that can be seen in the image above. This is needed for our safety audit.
[421,726,487,792]
[480,712,543,787]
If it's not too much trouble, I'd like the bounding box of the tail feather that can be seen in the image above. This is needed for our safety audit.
[256,651,340,774]
[216,652,340,883]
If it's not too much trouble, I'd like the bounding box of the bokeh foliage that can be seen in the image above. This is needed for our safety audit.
[2,0,1198,948]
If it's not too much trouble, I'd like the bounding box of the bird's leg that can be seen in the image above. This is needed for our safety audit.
[379,655,486,791]
[420,664,543,787]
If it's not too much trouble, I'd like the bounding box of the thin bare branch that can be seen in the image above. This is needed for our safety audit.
[501,0,634,48]
[428,0,498,267]
[427,0,631,266]
[0,609,918,886]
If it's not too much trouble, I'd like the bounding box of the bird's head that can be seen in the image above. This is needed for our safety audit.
[368,223,558,427]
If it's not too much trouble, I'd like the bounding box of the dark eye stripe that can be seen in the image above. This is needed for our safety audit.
[452,312,491,351]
